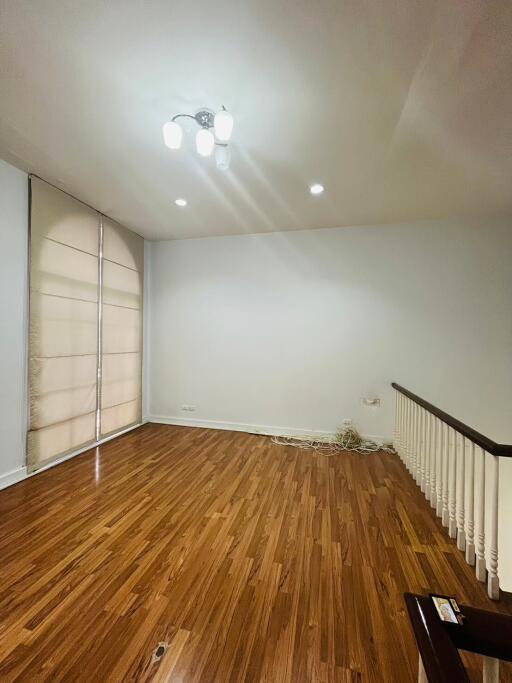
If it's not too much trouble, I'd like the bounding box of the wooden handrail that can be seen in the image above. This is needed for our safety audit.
[392,383,512,458]
[404,593,512,682]
[404,593,469,682]
[448,603,512,662]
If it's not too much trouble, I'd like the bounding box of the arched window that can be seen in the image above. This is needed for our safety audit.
[28,178,143,471]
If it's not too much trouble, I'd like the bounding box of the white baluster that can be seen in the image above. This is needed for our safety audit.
[398,394,403,457]
[418,654,427,683]
[457,434,466,552]
[401,396,406,466]
[483,656,499,682]
[448,428,457,539]
[420,409,426,493]
[394,391,400,455]
[434,421,439,505]
[414,404,421,485]
[442,422,450,528]
[406,399,412,472]
[402,398,406,467]
[436,419,444,518]
[430,415,439,510]
[410,400,416,476]
[487,454,500,600]
[475,447,486,582]
[430,415,437,509]
[465,441,476,566]
[411,403,416,482]
[399,393,405,460]
[425,412,431,500]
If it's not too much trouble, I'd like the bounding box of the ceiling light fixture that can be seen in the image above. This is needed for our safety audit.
[196,128,215,157]
[214,107,234,142]
[163,121,183,149]
[163,106,234,170]
[310,183,325,195]
[175,198,187,207]
[215,144,231,171]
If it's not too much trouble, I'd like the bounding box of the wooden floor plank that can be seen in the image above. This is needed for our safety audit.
[0,423,511,682]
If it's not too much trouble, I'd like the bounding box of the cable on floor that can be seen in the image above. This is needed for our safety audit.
[271,426,395,456]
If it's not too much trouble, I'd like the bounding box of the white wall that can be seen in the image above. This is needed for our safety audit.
[147,219,512,590]
[0,160,28,488]
[147,220,512,442]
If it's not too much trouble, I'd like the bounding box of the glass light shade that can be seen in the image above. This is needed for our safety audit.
[196,128,215,157]
[214,109,234,142]
[215,145,231,171]
[162,121,182,149]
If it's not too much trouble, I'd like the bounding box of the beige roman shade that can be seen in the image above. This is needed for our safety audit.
[100,218,143,437]
[28,179,99,470]
[28,178,143,472]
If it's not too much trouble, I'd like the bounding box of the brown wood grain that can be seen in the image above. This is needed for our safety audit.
[0,423,511,682]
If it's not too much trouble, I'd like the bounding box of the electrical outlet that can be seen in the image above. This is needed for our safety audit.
[342,418,352,426]
[181,404,196,412]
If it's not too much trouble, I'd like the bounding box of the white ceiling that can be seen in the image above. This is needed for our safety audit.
[1,1,511,240]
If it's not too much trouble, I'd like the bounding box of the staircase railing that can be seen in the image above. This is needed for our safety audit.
[404,592,512,682]
[392,383,512,600]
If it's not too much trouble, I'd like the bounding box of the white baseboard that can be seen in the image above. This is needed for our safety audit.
[0,421,147,493]
[0,466,27,491]
[148,414,392,445]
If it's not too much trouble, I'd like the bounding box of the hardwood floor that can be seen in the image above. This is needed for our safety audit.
[0,423,510,682]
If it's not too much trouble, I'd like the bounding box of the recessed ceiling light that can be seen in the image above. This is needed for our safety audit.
[310,183,325,195]
[175,198,187,207]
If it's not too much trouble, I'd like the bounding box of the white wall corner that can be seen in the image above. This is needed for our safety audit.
[0,160,29,480]
[142,239,152,420]
[0,466,27,491]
